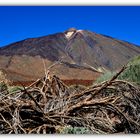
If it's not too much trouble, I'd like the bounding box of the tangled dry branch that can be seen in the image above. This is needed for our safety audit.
[0,65,140,134]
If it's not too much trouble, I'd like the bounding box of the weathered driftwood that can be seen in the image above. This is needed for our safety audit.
[0,66,140,134]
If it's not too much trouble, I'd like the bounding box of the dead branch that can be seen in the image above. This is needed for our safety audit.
[0,64,140,134]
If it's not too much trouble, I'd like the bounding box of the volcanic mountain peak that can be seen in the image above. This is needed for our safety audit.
[0,28,140,82]
[64,27,77,39]
[64,27,83,39]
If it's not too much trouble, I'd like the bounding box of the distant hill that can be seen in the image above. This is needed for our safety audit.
[0,28,140,82]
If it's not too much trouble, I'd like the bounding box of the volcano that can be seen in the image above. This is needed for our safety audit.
[0,28,140,82]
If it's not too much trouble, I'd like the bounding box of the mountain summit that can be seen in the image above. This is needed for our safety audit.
[0,28,140,82]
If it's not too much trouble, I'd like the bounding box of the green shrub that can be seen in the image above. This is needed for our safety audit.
[95,55,140,84]
[58,126,92,134]
[119,64,140,84]
[8,86,23,93]
[0,82,8,94]
[128,55,140,65]
[95,71,116,84]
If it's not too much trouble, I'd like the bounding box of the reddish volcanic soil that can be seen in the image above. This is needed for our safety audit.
[10,79,96,87]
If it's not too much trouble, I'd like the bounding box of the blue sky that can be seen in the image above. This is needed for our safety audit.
[0,6,140,47]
